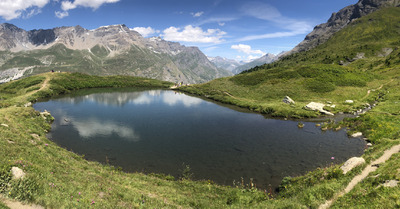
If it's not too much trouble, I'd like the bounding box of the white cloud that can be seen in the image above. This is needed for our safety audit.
[247,55,262,61]
[238,1,313,41]
[197,17,237,26]
[24,7,42,19]
[203,46,218,52]
[235,55,262,63]
[231,44,264,55]
[237,21,312,42]
[0,0,49,20]
[241,2,281,21]
[218,22,225,26]
[191,11,204,17]
[238,31,302,42]
[132,27,160,37]
[55,10,68,18]
[162,25,226,44]
[55,0,120,18]
[61,0,119,10]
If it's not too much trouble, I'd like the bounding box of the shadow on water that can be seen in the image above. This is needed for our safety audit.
[34,88,365,189]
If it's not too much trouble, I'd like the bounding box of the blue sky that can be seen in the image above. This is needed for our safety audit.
[0,0,358,61]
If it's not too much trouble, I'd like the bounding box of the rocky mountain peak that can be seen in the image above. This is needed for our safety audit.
[289,0,400,55]
[1,23,24,32]
[73,25,86,35]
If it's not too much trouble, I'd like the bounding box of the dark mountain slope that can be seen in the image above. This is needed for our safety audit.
[289,0,400,54]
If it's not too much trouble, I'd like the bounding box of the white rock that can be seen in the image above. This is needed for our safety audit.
[11,167,26,180]
[367,143,373,147]
[345,100,354,104]
[40,110,51,120]
[351,132,363,138]
[1,124,9,128]
[340,157,365,174]
[382,180,399,188]
[31,134,41,141]
[24,102,32,107]
[305,102,334,116]
[282,96,295,104]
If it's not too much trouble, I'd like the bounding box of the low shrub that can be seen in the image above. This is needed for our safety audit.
[0,164,12,193]
[305,79,336,93]
[8,177,41,201]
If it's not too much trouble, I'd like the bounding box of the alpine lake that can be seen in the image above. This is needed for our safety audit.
[33,88,365,189]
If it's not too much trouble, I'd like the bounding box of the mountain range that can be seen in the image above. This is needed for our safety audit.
[208,52,283,75]
[207,56,243,73]
[0,24,232,83]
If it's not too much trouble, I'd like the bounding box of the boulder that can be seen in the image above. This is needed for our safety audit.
[11,167,26,180]
[283,96,295,104]
[382,180,399,188]
[351,132,363,138]
[305,102,334,116]
[340,157,365,174]
[40,110,51,120]
[24,102,32,107]
[31,134,41,141]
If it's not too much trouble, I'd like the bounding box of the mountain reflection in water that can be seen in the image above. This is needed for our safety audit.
[56,90,202,107]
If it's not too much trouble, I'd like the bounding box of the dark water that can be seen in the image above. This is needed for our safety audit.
[34,89,365,189]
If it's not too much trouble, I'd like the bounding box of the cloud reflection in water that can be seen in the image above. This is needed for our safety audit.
[72,118,140,142]
[48,90,205,142]
[162,91,202,107]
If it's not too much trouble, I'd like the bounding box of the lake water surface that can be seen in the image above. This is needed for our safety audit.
[34,88,365,189]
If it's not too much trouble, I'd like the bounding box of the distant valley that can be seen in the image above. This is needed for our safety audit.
[208,53,283,74]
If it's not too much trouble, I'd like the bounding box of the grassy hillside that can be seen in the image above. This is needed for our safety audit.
[180,7,400,119]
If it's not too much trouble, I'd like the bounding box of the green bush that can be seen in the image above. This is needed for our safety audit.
[0,164,12,193]
[277,70,301,79]
[2,76,45,92]
[9,177,41,201]
[261,106,276,114]
[229,72,268,86]
[305,79,336,93]
[336,74,367,87]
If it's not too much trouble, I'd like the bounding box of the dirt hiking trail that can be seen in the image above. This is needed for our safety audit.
[319,144,400,209]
